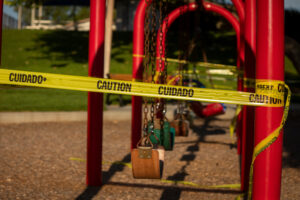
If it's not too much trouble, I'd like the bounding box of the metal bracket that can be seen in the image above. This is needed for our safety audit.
[138,146,152,159]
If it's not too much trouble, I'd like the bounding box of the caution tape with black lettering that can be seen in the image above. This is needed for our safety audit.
[133,54,241,74]
[0,69,284,107]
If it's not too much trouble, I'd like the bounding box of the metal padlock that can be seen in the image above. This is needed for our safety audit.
[138,146,152,159]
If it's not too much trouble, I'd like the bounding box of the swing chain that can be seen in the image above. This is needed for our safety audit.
[144,0,151,83]
[162,0,168,127]
[150,0,158,124]
[150,104,155,123]
[142,0,152,138]
[163,0,168,85]
[143,105,148,136]
[158,0,163,83]
[150,0,157,85]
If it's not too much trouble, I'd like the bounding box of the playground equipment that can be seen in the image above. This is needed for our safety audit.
[131,137,165,179]
[131,0,169,179]
[151,1,238,122]
[130,0,285,199]
[171,115,189,137]
[0,0,287,199]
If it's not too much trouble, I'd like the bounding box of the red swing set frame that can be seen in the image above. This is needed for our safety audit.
[0,0,285,199]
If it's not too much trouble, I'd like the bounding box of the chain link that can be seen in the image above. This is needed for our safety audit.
[163,0,168,86]
[144,0,168,133]
[177,3,186,117]
[143,0,152,136]
[150,1,158,124]
[163,0,168,121]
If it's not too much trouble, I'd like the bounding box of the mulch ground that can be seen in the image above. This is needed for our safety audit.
[0,106,299,200]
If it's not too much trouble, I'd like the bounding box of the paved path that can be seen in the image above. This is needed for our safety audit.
[0,105,133,124]
[0,104,239,124]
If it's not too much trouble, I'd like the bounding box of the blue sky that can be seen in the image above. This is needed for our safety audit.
[3,0,300,21]
[285,0,300,10]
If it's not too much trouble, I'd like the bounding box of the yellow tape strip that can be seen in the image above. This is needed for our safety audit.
[69,157,240,190]
[0,69,284,107]
[69,157,133,168]
[246,83,291,200]
[133,54,240,73]
[160,179,240,189]
[176,69,236,76]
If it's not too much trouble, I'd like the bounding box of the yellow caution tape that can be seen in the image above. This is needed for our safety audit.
[167,74,182,85]
[235,194,245,200]
[175,69,237,76]
[69,157,86,162]
[69,157,132,168]
[160,179,240,189]
[133,54,240,73]
[246,83,291,200]
[0,69,284,107]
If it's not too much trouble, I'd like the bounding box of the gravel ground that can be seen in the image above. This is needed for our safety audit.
[0,106,299,200]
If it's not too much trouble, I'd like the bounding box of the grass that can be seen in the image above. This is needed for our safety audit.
[1,30,89,75]
[0,87,87,111]
[0,29,299,111]
[0,30,133,111]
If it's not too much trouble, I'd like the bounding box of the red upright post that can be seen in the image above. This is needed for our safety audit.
[0,0,3,65]
[131,0,148,149]
[231,0,245,67]
[241,0,256,192]
[86,0,105,186]
[231,0,245,157]
[254,0,284,199]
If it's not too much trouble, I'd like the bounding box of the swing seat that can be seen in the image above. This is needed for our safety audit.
[149,129,161,145]
[171,119,189,137]
[131,146,164,179]
[162,121,175,150]
[149,121,175,150]
[202,103,226,117]
[190,102,225,118]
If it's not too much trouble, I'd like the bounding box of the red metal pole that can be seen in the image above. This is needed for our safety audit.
[86,0,105,186]
[241,0,256,192]
[231,0,245,78]
[254,0,284,199]
[131,0,149,149]
[0,0,3,65]
[232,0,245,158]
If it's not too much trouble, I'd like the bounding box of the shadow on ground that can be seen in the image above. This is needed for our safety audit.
[283,104,300,168]
[75,116,237,200]
[76,154,131,200]
[160,117,234,200]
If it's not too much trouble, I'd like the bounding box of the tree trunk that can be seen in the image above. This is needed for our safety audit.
[104,0,115,78]
[71,5,78,31]
[18,6,22,29]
